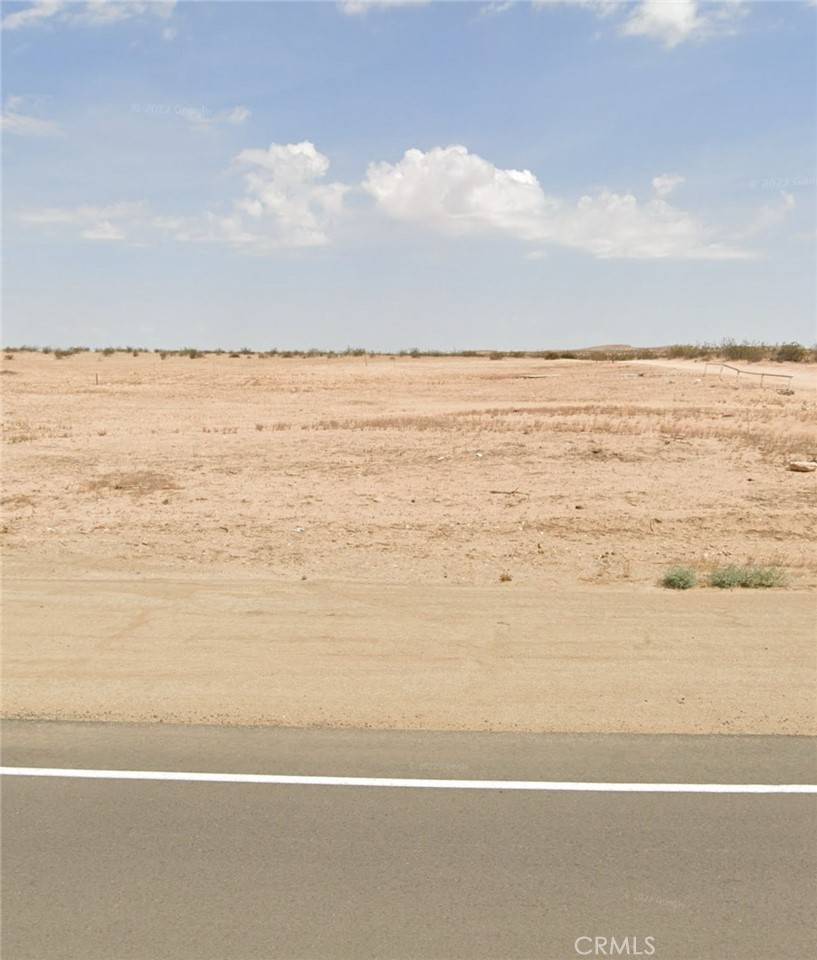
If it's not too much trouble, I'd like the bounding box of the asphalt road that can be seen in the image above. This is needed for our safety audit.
[2,721,815,960]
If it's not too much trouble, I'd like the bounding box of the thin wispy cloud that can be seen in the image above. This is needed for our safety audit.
[1,94,63,136]
[736,191,796,240]
[338,0,429,16]
[18,201,152,240]
[2,0,176,31]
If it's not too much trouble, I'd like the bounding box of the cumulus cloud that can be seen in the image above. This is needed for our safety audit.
[17,143,348,252]
[620,0,746,48]
[363,145,558,241]
[18,142,775,261]
[2,0,176,31]
[339,0,429,16]
[363,145,752,260]
[532,0,747,46]
[1,95,63,136]
[185,141,349,252]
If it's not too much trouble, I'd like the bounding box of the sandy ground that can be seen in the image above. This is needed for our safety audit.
[2,351,816,734]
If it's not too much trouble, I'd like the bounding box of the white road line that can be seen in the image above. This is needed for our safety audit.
[1,767,815,793]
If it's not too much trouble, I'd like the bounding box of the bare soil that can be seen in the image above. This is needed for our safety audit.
[2,351,815,734]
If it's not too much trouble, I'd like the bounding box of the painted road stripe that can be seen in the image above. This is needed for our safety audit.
[1,767,815,793]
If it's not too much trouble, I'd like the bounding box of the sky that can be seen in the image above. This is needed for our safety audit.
[2,0,815,351]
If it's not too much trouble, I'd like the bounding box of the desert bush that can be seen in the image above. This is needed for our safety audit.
[717,339,767,363]
[489,351,507,360]
[184,348,203,359]
[708,565,786,589]
[661,566,697,590]
[774,342,807,363]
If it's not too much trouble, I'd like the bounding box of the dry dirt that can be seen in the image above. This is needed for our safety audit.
[2,351,815,734]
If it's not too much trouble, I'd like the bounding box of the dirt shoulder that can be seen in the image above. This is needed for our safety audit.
[3,568,814,735]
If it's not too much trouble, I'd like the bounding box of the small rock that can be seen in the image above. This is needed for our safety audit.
[789,461,817,472]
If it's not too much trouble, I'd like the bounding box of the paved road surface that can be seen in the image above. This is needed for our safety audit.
[2,721,815,960]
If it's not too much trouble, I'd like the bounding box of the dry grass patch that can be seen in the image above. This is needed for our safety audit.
[82,471,178,496]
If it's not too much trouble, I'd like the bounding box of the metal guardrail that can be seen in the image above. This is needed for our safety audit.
[703,362,794,389]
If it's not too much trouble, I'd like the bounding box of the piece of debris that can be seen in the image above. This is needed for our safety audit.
[778,388,795,396]
[789,461,817,472]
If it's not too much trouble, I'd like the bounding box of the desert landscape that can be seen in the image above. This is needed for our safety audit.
[2,349,815,735]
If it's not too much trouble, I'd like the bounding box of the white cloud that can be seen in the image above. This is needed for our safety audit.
[651,173,685,197]
[620,0,747,48]
[477,1,516,19]
[17,143,773,261]
[532,0,747,46]
[2,0,176,31]
[1,95,63,136]
[339,0,429,16]
[188,141,349,252]
[16,144,348,252]
[363,144,753,260]
[363,145,558,240]
[1,1,65,31]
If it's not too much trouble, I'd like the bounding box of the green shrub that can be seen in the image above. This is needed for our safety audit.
[661,566,697,590]
[708,565,786,589]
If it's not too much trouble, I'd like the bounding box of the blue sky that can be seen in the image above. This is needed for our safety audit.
[2,0,815,350]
